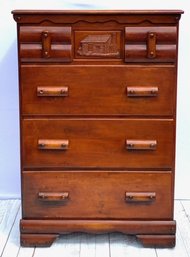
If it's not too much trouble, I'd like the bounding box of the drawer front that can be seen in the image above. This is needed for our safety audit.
[19,26,72,62]
[22,119,174,169]
[125,26,177,63]
[22,171,173,219]
[21,65,175,116]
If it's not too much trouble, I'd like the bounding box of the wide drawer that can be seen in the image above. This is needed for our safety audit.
[22,171,173,219]
[21,65,175,116]
[22,119,174,169]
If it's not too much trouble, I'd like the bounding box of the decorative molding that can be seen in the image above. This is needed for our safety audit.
[16,18,178,26]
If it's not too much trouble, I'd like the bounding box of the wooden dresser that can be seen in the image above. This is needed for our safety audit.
[12,10,183,247]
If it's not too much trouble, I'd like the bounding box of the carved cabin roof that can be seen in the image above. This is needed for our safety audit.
[81,35,111,44]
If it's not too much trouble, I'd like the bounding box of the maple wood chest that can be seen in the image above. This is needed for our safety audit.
[12,10,183,247]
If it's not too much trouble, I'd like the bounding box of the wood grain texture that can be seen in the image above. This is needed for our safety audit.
[0,200,20,255]
[1,207,21,257]
[21,65,176,116]
[12,10,183,26]
[20,219,176,234]
[125,26,177,63]
[12,10,183,248]
[22,119,174,169]
[22,171,173,219]
[19,26,72,62]
[74,31,121,59]
[174,201,190,254]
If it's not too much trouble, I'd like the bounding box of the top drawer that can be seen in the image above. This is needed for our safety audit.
[125,26,177,63]
[19,26,72,62]
[18,24,177,63]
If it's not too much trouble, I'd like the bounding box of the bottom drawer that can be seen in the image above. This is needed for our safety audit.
[22,171,173,220]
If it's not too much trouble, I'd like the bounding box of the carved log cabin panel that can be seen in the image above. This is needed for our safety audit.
[75,31,121,58]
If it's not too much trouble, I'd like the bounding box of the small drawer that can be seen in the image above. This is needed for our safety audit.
[19,26,72,62]
[21,65,175,116]
[22,171,173,219]
[22,119,174,169]
[125,26,177,63]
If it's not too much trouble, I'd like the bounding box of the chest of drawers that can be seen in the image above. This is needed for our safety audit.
[12,10,183,248]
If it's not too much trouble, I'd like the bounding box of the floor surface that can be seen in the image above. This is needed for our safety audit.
[0,199,190,257]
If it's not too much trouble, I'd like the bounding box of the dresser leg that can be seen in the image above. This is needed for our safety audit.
[136,234,176,248]
[20,233,59,247]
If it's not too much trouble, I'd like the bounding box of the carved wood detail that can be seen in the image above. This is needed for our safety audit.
[19,26,72,62]
[125,26,177,63]
[75,31,121,58]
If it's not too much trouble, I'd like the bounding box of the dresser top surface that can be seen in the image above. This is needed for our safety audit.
[12,9,184,15]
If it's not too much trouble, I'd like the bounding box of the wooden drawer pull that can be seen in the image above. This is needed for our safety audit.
[38,192,69,202]
[127,87,158,97]
[126,140,157,150]
[37,87,68,97]
[125,192,156,203]
[41,31,51,58]
[147,32,157,58]
[38,139,69,150]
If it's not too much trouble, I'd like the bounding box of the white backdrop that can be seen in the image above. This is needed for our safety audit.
[0,0,189,199]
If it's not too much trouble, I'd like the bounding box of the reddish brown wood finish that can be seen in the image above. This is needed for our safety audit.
[12,10,183,247]
[126,139,157,151]
[21,65,175,116]
[22,171,173,219]
[38,192,69,202]
[37,86,69,97]
[19,26,72,62]
[125,192,156,203]
[37,139,69,150]
[20,234,59,247]
[125,26,177,63]
[136,235,176,248]
[22,119,174,169]
[127,86,158,97]
[20,219,176,247]
[20,219,176,235]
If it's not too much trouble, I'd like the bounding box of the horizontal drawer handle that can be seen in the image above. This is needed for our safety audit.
[125,192,156,203]
[127,87,158,97]
[38,139,69,150]
[38,192,69,202]
[126,140,157,151]
[37,86,68,97]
